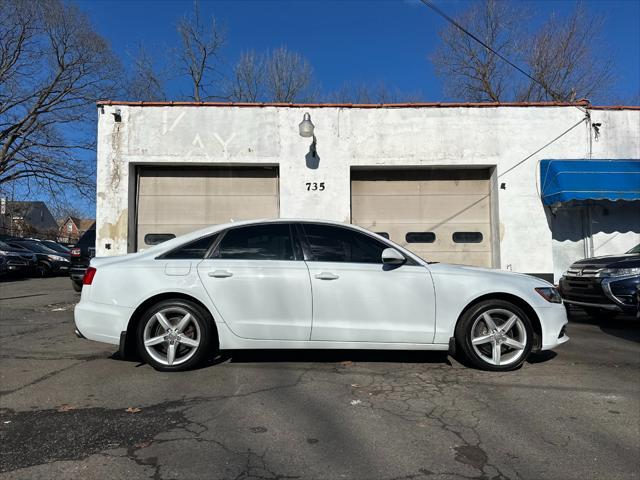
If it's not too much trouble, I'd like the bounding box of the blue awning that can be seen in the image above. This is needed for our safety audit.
[539,159,640,205]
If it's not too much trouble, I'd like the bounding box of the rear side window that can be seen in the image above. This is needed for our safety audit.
[302,224,387,264]
[163,234,218,260]
[216,224,294,260]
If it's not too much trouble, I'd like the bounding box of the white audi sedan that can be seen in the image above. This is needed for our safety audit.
[74,219,568,372]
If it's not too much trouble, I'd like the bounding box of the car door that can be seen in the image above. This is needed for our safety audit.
[197,223,312,340]
[300,223,436,344]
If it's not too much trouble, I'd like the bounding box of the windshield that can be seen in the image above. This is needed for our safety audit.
[0,240,12,250]
[43,241,70,253]
[626,244,640,254]
[11,241,58,254]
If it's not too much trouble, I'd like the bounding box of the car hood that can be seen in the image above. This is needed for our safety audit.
[427,262,553,286]
[571,254,640,269]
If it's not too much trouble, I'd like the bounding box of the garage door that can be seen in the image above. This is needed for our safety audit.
[136,167,279,250]
[351,169,493,267]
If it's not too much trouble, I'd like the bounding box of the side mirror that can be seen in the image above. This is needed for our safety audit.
[381,247,406,265]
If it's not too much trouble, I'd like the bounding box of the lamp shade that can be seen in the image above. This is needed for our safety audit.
[299,112,314,138]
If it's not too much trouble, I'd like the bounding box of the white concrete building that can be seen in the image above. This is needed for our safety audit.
[95,100,640,281]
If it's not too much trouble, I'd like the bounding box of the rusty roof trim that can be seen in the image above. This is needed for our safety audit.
[588,105,640,111]
[96,100,598,109]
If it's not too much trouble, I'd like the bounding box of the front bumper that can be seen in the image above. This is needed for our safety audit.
[559,274,639,313]
[533,303,570,351]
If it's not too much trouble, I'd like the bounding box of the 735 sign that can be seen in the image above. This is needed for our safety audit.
[305,182,325,191]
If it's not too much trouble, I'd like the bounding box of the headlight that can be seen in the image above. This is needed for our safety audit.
[47,254,66,262]
[535,287,562,303]
[0,250,7,255]
[596,267,640,278]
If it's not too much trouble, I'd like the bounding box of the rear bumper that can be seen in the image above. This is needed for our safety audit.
[74,297,134,346]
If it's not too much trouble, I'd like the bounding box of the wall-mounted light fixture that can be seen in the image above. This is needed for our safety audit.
[299,112,317,157]
[112,107,122,123]
[299,112,314,137]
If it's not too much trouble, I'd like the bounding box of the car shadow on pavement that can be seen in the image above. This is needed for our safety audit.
[568,311,640,344]
[203,349,452,367]
[526,351,558,364]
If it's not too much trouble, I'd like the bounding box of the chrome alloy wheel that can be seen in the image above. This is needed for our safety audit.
[143,306,201,366]
[470,308,527,366]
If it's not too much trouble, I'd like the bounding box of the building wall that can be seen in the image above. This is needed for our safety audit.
[95,104,640,278]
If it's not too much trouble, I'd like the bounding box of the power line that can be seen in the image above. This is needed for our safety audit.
[418,0,569,105]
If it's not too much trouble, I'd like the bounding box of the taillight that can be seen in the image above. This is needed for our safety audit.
[71,248,81,257]
[83,267,97,285]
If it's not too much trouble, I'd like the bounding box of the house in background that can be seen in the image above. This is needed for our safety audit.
[58,216,96,244]
[0,201,59,239]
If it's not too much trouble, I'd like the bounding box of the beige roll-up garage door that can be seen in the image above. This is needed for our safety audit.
[136,167,279,250]
[351,169,493,267]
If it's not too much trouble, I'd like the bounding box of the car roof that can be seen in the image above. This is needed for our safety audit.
[138,218,427,266]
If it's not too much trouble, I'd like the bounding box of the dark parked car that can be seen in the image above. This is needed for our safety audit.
[559,244,640,318]
[40,240,71,254]
[6,239,71,277]
[0,240,38,275]
[70,228,96,292]
[0,249,28,276]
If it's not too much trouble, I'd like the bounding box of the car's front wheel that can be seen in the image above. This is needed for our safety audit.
[456,299,533,371]
[136,299,214,372]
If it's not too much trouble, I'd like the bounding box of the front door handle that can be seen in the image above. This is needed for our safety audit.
[209,270,233,278]
[315,272,339,280]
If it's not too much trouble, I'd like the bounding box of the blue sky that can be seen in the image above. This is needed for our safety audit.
[20,0,637,218]
[79,0,640,104]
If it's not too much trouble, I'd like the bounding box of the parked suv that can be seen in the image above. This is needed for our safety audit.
[5,239,70,276]
[0,248,28,276]
[559,244,640,318]
[70,227,96,292]
[0,240,38,275]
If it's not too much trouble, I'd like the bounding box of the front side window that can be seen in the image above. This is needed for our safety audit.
[302,224,387,264]
[216,224,294,260]
[163,234,218,260]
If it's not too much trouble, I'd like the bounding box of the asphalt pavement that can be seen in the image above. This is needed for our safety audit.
[0,276,638,480]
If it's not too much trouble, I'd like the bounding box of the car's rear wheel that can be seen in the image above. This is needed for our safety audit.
[71,280,83,292]
[136,299,214,372]
[456,299,533,371]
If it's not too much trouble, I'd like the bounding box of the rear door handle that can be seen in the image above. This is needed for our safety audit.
[315,272,339,280]
[209,270,233,278]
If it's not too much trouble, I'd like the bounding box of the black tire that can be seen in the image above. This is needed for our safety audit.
[136,299,215,372]
[583,307,617,320]
[455,299,534,372]
[72,280,83,292]
[36,262,51,277]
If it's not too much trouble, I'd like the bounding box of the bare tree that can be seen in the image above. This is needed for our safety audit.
[327,81,424,103]
[0,0,120,201]
[227,46,317,103]
[228,50,264,102]
[177,0,225,101]
[126,43,166,101]
[264,47,315,102]
[431,1,613,103]
[431,0,522,102]
[520,5,613,102]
